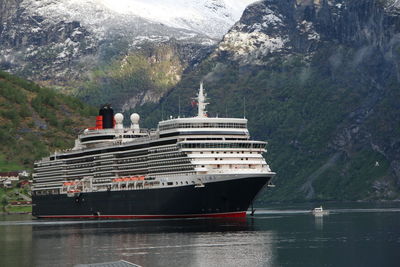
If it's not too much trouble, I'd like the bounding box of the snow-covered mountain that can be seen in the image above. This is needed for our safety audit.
[0,0,256,106]
[21,0,256,40]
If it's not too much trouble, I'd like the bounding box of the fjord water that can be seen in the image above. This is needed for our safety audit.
[1,204,400,267]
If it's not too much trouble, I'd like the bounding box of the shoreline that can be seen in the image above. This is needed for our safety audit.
[0,211,32,215]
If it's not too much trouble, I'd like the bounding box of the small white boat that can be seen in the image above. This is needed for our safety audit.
[312,206,329,216]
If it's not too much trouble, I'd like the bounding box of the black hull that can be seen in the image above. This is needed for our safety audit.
[32,176,270,219]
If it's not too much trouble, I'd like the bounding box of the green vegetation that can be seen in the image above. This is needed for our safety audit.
[7,205,32,213]
[0,70,97,171]
[0,186,31,213]
[77,45,183,108]
[0,154,23,172]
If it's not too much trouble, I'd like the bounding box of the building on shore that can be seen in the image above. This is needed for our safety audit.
[0,171,30,188]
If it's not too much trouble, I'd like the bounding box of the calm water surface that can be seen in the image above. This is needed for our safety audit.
[1,203,400,267]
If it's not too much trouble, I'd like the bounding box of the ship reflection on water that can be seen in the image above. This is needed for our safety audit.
[31,217,275,267]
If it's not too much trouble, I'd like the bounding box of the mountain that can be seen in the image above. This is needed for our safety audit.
[21,0,255,39]
[3,0,400,201]
[0,70,96,171]
[0,0,256,109]
[138,0,400,201]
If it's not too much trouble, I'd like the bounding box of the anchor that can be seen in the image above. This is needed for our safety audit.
[250,202,256,216]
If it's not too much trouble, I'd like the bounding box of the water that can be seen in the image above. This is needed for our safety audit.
[1,203,400,267]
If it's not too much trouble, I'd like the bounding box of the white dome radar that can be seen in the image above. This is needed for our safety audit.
[114,113,124,124]
[130,113,140,134]
[130,113,140,124]
[114,113,124,130]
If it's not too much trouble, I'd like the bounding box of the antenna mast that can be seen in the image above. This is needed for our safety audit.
[178,95,181,118]
[243,97,246,118]
[197,82,208,117]
[161,103,164,121]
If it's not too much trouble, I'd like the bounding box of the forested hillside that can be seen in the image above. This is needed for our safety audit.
[0,70,96,171]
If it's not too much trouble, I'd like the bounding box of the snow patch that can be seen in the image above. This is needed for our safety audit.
[298,20,320,41]
[71,30,83,37]
[219,30,287,63]
[262,13,282,25]
[31,27,41,33]
[21,0,258,39]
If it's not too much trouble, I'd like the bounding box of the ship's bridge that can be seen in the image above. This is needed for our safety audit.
[158,82,249,138]
[158,117,249,138]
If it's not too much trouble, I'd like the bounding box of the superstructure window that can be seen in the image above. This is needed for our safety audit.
[179,142,265,149]
[81,135,115,142]
[159,122,247,131]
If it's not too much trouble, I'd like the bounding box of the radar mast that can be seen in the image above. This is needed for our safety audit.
[197,82,208,117]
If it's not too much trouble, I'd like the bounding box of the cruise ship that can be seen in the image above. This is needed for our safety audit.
[32,84,275,218]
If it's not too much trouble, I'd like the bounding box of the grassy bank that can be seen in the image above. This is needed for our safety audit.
[0,186,32,214]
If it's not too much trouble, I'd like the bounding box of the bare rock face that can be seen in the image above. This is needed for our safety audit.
[217,0,321,64]
[0,2,99,85]
[0,0,21,23]
[216,0,400,67]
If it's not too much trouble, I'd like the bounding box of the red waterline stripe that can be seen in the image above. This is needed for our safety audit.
[37,211,246,219]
